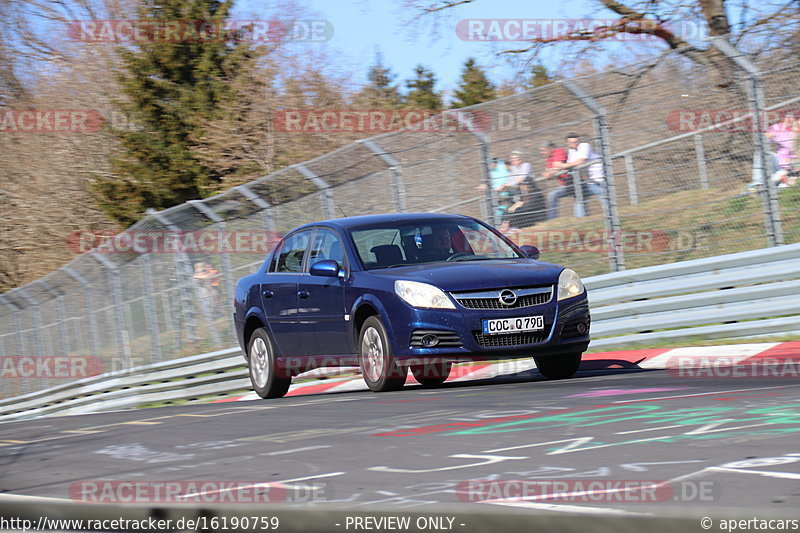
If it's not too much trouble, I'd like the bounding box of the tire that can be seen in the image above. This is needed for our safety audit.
[411,362,452,387]
[247,328,291,398]
[534,352,582,380]
[359,316,406,392]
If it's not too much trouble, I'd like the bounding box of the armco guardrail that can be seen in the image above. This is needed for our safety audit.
[586,241,800,348]
[0,347,247,421]
[1,243,798,422]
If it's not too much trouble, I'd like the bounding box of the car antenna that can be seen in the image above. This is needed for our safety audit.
[337,205,348,218]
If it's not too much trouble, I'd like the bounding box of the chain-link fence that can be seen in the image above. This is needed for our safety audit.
[1,41,798,399]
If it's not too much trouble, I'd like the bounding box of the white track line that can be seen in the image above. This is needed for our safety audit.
[261,445,332,456]
[477,501,653,516]
[179,472,345,499]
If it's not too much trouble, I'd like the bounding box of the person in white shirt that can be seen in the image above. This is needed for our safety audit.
[552,134,606,218]
[504,150,532,190]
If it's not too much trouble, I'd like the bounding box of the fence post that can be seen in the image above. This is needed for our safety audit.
[140,253,163,363]
[63,267,102,358]
[358,139,407,212]
[624,155,638,205]
[571,168,584,209]
[89,254,132,370]
[562,80,624,271]
[452,110,497,225]
[36,281,69,355]
[695,134,709,189]
[293,164,335,219]
[711,37,783,247]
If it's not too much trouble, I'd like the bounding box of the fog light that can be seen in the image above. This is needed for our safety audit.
[420,334,440,347]
[576,322,587,334]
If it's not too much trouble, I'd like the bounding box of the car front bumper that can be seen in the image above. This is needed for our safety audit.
[384,292,590,363]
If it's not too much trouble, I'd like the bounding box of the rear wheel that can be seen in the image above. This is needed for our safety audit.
[248,328,291,398]
[411,362,452,387]
[534,353,582,380]
[359,316,406,392]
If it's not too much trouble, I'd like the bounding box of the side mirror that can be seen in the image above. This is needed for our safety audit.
[309,259,341,277]
[519,245,540,260]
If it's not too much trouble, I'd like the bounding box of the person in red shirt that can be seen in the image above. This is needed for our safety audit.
[541,141,568,185]
[541,141,582,220]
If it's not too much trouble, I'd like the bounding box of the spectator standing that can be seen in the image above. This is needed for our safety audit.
[194,262,221,309]
[538,141,573,220]
[552,134,606,218]
[767,113,798,170]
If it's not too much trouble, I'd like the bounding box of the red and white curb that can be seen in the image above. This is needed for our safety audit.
[214,342,800,403]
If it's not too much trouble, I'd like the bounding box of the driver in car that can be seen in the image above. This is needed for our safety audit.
[421,226,454,262]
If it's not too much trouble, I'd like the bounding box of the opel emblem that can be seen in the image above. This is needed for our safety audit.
[499,289,517,306]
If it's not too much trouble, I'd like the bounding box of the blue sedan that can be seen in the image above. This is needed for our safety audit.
[234,213,590,398]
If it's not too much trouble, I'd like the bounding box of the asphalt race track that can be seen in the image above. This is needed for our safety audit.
[2,358,800,531]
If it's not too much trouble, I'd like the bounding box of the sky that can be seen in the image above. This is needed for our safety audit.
[235,0,618,96]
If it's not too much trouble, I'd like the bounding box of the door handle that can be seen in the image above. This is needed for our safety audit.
[298,290,310,299]
[262,290,274,298]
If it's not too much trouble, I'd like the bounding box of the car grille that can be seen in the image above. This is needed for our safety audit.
[410,329,463,348]
[453,286,552,310]
[473,331,548,347]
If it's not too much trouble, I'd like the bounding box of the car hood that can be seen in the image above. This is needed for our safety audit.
[369,259,564,291]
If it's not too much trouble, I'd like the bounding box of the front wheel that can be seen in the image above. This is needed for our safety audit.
[411,362,452,387]
[248,328,291,398]
[359,316,406,392]
[534,353,582,380]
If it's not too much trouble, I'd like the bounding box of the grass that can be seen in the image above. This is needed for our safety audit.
[512,184,800,278]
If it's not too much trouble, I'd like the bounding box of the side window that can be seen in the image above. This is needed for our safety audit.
[275,230,312,273]
[308,229,346,270]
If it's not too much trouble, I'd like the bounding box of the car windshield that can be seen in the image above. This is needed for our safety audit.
[349,218,522,270]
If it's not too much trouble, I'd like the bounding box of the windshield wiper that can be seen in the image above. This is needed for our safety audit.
[449,256,517,262]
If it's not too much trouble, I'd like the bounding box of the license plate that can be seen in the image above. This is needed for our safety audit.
[482,315,544,335]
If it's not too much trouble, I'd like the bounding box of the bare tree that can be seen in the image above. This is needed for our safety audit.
[403,0,798,83]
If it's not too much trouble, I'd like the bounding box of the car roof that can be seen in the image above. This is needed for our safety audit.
[294,212,475,231]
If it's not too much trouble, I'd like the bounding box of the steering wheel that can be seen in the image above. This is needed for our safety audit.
[446,252,475,262]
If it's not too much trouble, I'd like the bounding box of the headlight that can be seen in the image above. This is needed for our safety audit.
[394,280,455,309]
[557,268,584,301]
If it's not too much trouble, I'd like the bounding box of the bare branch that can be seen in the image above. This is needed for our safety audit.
[420,0,475,13]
